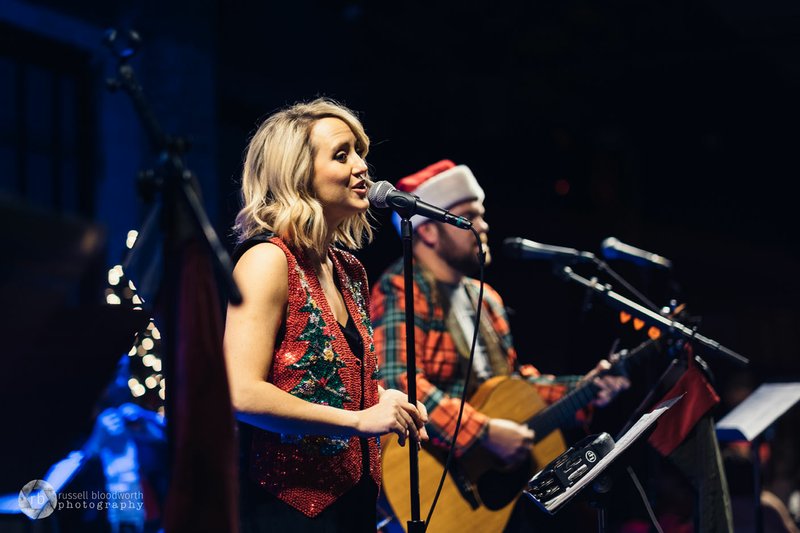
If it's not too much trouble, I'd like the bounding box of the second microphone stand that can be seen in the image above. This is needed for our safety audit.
[558,265,749,367]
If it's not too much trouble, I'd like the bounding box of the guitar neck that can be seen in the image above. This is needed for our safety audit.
[528,381,599,441]
[524,337,660,441]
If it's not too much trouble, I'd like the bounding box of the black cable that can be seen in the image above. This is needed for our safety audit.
[626,466,665,533]
[424,227,486,529]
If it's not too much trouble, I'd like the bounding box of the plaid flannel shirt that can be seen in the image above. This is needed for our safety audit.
[370,258,582,457]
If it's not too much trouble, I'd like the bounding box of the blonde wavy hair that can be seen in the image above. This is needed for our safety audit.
[233,98,374,251]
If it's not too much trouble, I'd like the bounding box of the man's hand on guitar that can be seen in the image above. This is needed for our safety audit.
[482,418,535,465]
[583,359,631,407]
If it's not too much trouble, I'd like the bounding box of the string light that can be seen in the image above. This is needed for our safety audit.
[126,230,138,249]
[108,231,165,412]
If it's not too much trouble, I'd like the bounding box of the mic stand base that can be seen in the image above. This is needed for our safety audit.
[407,519,426,533]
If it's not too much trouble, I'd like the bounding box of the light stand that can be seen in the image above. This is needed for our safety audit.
[103,29,241,530]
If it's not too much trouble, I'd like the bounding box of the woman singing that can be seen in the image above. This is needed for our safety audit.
[224,98,428,532]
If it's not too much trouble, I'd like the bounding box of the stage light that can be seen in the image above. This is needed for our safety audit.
[141,338,154,351]
[106,294,122,305]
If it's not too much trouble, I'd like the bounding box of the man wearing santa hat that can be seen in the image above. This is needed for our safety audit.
[370,160,629,530]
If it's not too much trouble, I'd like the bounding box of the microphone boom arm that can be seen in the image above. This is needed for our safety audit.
[558,266,749,366]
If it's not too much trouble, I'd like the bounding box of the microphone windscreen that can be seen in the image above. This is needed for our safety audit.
[502,237,525,259]
[367,180,395,208]
[600,237,620,259]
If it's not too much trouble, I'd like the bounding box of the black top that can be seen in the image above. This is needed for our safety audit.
[339,314,363,361]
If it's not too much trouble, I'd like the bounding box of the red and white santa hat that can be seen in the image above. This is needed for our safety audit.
[393,159,484,230]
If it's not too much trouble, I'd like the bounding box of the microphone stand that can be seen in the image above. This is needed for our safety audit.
[103,28,241,478]
[557,266,749,367]
[591,258,661,314]
[400,217,425,533]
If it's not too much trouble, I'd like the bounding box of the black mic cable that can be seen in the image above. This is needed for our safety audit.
[425,226,485,529]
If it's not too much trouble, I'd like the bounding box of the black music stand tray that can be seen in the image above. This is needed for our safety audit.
[0,198,149,495]
[715,382,800,533]
[525,395,682,530]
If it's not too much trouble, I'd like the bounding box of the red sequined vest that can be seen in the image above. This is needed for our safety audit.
[247,237,381,517]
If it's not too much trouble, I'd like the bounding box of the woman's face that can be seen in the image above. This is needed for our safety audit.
[309,117,369,224]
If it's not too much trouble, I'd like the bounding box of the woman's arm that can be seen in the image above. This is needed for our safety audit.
[224,243,427,445]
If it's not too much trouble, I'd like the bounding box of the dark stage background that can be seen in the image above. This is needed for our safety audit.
[2,0,800,530]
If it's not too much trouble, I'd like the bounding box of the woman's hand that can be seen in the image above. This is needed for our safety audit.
[356,388,429,447]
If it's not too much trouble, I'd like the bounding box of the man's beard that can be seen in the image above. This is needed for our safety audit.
[436,227,491,276]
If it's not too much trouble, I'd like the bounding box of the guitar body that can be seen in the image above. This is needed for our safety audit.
[381,377,567,533]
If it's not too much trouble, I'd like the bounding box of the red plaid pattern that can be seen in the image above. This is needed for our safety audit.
[371,259,579,457]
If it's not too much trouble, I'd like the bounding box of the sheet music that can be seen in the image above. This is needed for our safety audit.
[538,395,682,513]
[716,383,800,443]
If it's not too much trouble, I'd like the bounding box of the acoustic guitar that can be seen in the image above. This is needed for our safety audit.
[381,302,681,532]
[379,335,665,533]
[381,375,600,532]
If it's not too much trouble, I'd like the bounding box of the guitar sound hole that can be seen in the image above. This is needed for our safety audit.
[476,454,534,510]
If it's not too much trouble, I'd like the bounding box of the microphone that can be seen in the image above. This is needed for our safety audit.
[503,237,596,263]
[601,237,673,269]
[368,180,472,229]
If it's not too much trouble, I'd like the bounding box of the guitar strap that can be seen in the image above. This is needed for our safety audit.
[446,281,511,398]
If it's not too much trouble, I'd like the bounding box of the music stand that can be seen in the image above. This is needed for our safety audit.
[525,395,682,531]
[0,198,149,495]
[715,383,800,533]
